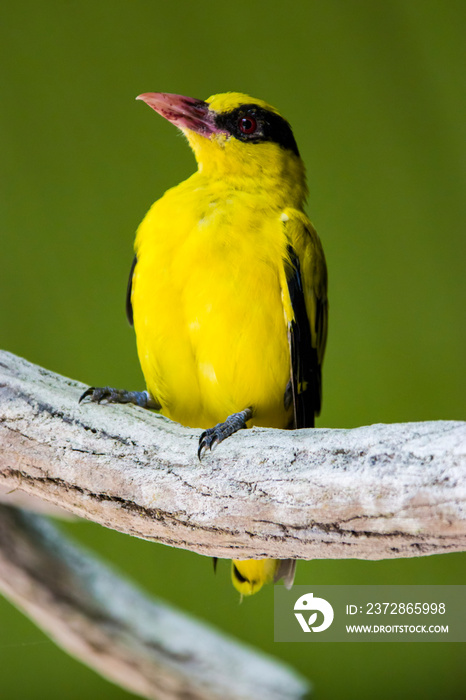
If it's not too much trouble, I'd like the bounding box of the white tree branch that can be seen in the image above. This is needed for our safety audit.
[0,504,309,700]
[1,350,465,560]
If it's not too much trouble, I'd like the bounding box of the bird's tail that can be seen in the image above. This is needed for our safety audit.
[231,558,296,596]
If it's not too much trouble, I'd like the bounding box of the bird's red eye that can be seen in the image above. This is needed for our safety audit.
[238,115,257,134]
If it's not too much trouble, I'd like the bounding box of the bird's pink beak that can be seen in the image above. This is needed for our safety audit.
[136,92,222,137]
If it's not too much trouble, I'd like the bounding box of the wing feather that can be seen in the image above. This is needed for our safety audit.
[282,211,328,429]
[126,255,137,326]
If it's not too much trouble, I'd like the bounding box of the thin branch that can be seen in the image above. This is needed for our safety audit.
[0,505,309,700]
[0,349,465,560]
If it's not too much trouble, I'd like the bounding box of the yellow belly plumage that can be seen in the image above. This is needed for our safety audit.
[133,177,294,431]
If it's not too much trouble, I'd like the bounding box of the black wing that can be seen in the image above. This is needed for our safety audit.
[286,245,322,429]
[126,255,137,326]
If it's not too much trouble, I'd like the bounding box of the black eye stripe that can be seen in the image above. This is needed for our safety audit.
[214,104,300,157]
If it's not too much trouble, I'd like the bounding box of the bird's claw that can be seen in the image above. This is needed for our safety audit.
[79,386,160,409]
[197,408,252,460]
[79,386,117,404]
[198,428,221,459]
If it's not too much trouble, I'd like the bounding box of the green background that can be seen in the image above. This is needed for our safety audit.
[1,1,465,698]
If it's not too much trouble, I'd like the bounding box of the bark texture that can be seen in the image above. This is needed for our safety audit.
[0,350,464,560]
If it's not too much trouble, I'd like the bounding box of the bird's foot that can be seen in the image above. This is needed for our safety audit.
[198,407,253,459]
[79,386,159,409]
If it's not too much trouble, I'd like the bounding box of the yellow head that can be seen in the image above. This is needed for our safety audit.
[137,91,307,206]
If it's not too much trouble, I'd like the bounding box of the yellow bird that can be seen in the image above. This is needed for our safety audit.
[81,91,328,596]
